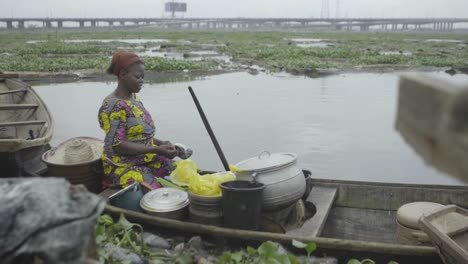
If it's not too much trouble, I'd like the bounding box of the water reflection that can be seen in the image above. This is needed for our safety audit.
[34,72,468,185]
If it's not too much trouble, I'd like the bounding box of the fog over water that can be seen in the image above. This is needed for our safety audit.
[1,0,467,18]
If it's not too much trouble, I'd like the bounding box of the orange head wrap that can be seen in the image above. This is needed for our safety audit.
[108,50,143,76]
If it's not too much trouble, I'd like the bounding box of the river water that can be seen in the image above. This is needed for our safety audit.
[35,71,468,185]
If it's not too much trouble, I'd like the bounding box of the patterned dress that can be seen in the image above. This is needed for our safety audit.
[98,95,175,188]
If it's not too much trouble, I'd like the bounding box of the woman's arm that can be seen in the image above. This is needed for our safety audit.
[114,141,177,158]
[153,138,173,147]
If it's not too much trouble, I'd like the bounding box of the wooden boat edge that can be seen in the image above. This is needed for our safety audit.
[97,177,467,259]
[103,204,437,257]
[0,78,54,152]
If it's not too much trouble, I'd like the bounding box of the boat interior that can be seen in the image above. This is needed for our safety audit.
[0,78,49,141]
[301,179,468,244]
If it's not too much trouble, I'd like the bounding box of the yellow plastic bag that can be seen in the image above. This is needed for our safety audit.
[169,159,199,186]
[169,159,236,196]
[189,172,236,196]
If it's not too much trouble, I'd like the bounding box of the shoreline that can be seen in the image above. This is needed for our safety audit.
[4,65,467,85]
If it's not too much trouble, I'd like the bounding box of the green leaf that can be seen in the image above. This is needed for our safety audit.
[257,241,279,258]
[218,252,232,264]
[95,224,106,237]
[388,261,399,264]
[268,254,291,264]
[304,243,317,257]
[118,214,136,230]
[347,259,362,264]
[292,240,307,249]
[230,251,245,263]
[360,259,375,264]
[265,258,283,264]
[287,255,298,264]
[247,246,257,255]
[99,214,114,225]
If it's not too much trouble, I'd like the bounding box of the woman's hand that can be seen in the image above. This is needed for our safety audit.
[159,144,177,159]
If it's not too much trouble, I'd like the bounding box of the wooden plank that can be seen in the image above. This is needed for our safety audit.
[321,207,398,244]
[104,204,439,259]
[0,89,27,95]
[0,93,16,139]
[0,104,38,110]
[419,206,468,264]
[0,120,46,127]
[311,179,468,211]
[287,186,337,237]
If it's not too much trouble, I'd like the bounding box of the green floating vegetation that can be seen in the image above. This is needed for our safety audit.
[0,30,467,73]
[96,214,192,264]
[97,214,400,264]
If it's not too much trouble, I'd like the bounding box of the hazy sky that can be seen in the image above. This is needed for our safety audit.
[0,0,467,19]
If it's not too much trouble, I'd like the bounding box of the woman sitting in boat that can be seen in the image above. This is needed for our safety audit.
[98,50,192,190]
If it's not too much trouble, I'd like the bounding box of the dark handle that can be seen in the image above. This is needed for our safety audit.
[188,86,230,171]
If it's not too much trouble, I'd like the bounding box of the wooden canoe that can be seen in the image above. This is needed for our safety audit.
[0,76,54,176]
[419,205,468,264]
[100,178,468,263]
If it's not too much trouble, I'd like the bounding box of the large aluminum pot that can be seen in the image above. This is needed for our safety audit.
[234,151,306,211]
[140,188,189,220]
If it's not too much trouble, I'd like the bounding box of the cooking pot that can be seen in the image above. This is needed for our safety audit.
[140,188,189,220]
[234,151,306,211]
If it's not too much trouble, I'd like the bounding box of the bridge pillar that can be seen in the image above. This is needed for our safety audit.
[45,21,52,28]
[91,21,96,27]
[18,21,24,29]
[120,21,125,26]
[57,21,63,28]
[109,21,114,27]
[79,21,85,28]
[6,21,13,29]
[450,23,454,31]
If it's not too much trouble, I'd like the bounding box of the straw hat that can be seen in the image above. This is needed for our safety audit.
[44,137,104,165]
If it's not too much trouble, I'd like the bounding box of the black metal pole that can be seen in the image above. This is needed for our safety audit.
[188,86,230,171]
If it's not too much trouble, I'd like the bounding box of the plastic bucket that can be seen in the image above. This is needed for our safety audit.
[219,180,265,230]
[108,182,144,213]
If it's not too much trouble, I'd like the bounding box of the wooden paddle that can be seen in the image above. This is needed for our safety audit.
[188,86,230,172]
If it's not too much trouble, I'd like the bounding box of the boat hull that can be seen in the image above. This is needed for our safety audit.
[100,179,468,263]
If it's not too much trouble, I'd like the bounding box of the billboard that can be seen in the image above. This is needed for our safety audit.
[165,2,187,12]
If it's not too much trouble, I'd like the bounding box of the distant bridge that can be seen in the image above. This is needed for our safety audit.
[1,17,468,31]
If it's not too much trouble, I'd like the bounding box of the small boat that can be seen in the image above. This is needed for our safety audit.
[419,205,468,264]
[0,75,54,176]
[100,178,468,264]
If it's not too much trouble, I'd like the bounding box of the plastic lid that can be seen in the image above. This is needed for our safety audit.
[235,152,297,171]
[140,188,189,213]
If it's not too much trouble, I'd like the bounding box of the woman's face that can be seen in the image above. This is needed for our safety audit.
[120,63,145,93]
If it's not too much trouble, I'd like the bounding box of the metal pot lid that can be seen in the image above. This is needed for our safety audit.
[140,188,189,213]
[235,151,297,171]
